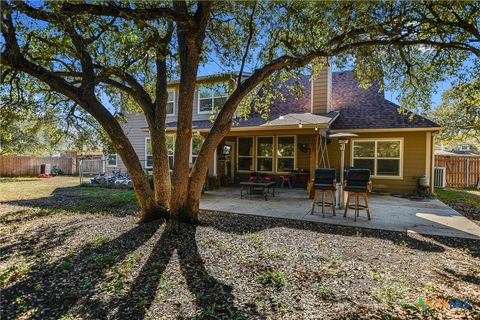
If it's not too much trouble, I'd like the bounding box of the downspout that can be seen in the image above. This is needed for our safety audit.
[431,132,436,194]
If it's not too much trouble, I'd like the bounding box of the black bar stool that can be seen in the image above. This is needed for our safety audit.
[311,168,336,217]
[343,169,372,221]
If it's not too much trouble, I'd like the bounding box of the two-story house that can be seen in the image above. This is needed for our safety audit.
[112,68,441,194]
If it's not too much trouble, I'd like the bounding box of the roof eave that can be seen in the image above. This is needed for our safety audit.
[330,127,442,133]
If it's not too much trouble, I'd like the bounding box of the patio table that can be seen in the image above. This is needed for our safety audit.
[240,181,276,200]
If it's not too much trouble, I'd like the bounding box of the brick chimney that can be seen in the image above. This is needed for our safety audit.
[310,67,332,114]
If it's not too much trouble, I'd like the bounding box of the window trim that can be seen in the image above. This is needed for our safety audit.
[237,136,254,172]
[255,136,274,173]
[145,137,152,169]
[197,83,228,115]
[146,135,176,169]
[106,153,117,167]
[190,134,204,165]
[276,135,296,173]
[350,138,404,179]
[167,89,176,116]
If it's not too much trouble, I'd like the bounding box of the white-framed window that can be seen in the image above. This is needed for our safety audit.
[167,90,175,116]
[166,134,175,169]
[256,136,274,172]
[351,138,403,178]
[460,144,469,151]
[145,137,153,168]
[191,134,204,165]
[106,154,117,167]
[197,82,228,114]
[276,136,295,172]
[145,135,175,169]
[237,137,254,171]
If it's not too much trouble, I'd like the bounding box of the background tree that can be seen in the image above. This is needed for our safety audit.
[0,73,111,155]
[1,1,478,222]
[431,79,480,149]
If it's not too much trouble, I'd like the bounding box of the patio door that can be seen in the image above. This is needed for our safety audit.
[220,141,235,183]
[226,141,235,182]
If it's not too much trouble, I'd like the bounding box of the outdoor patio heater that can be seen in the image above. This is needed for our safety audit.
[328,132,358,209]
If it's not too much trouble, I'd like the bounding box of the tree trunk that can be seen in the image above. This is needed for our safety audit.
[169,1,213,223]
[86,99,165,222]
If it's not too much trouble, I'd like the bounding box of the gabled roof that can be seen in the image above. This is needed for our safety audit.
[165,70,440,131]
[329,71,440,130]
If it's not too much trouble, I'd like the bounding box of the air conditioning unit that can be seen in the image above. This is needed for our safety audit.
[434,167,446,188]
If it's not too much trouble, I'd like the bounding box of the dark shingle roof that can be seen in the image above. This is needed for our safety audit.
[166,71,440,131]
[329,71,440,129]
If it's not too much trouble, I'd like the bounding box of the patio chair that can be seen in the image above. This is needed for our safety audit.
[343,169,372,221]
[249,172,259,182]
[311,168,336,217]
[277,175,292,189]
[263,175,274,182]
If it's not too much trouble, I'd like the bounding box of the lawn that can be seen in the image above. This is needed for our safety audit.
[1,177,479,319]
[435,188,480,226]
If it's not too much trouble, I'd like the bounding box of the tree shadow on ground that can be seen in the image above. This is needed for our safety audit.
[438,267,480,286]
[0,219,82,262]
[3,187,478,319]
[2,220,259,320]
[100,222,256,320]
[200,211,451,254]
[421,234,480,257]
[1,221,162,319]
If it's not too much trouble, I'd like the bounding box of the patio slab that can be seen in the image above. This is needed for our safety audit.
[200,187,480,240]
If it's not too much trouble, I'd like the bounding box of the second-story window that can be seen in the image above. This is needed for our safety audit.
[198,83,228,114]
[167,90,175,115]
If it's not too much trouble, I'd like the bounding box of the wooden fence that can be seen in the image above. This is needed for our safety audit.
[0,155,75,177]
[435,155,480,188]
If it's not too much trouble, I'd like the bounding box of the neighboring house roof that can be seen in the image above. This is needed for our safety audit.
[435,149,480,156]
[164,70,440,131]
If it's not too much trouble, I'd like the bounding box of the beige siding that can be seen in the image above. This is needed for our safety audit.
[296,135,311,170]
[311,67,332,114]
[327,131,430,193]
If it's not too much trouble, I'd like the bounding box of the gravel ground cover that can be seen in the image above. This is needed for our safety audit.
[1,177,479,319]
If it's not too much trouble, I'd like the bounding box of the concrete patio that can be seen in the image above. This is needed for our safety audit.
[200,187,480,240]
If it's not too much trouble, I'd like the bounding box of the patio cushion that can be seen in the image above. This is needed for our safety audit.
[314,168,336,187]
[344,185,368,192]
[313,183,335,190]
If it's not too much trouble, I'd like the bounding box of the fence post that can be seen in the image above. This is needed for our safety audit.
[79,160,83,185]
[466,158,470,188]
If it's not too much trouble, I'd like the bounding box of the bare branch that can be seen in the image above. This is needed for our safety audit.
[238,1,257,86]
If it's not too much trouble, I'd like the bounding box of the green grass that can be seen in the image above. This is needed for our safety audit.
[88,253,120,270]
[258,270,286,288]
[0,176,137,204]
[371,272,410,302]
[0,259,31,286]
[435,188,480,207]
[0,176,79,202]
[435,188,480,219]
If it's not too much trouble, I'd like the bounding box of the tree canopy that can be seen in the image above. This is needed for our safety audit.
[431,79,480,148]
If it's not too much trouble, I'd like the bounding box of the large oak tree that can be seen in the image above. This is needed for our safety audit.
[1,1,478,222]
